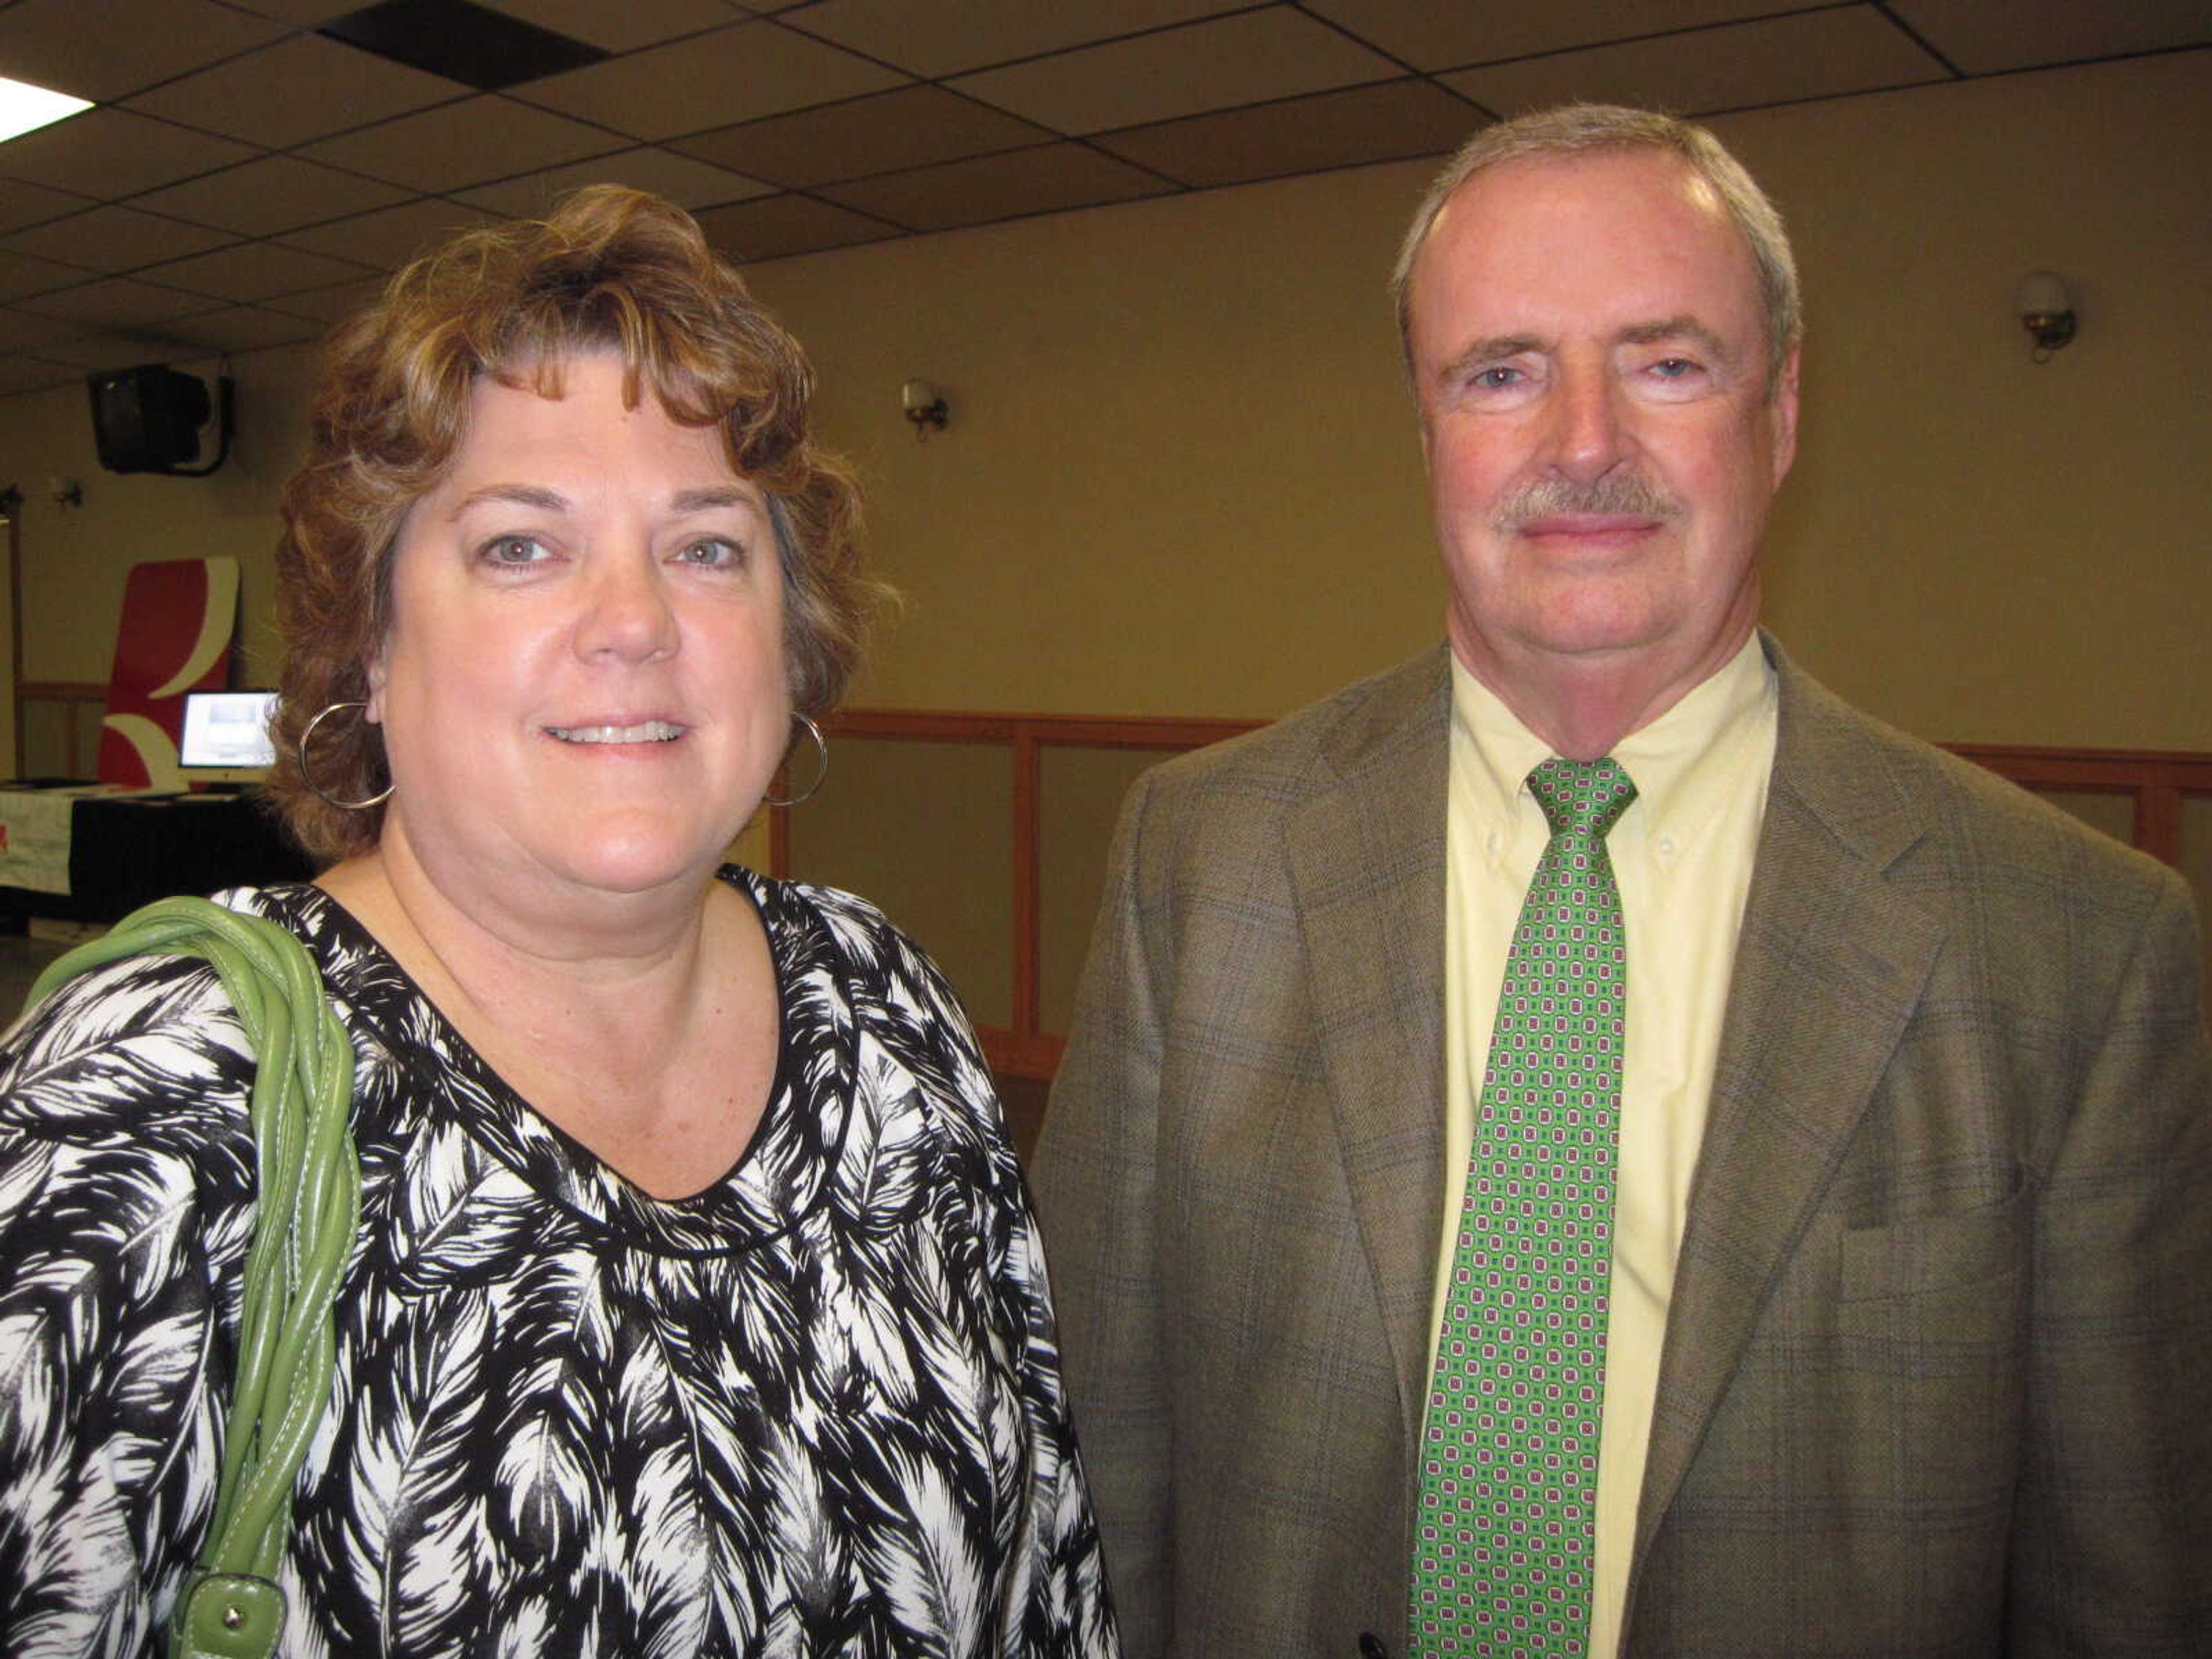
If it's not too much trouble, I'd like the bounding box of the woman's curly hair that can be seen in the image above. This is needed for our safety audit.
[265,185,875,862]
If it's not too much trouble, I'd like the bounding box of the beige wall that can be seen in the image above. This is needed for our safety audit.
[744,49,2212,748]
[2,50,2205,755]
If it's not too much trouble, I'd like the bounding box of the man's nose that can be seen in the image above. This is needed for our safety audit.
[1541,363,1632,484]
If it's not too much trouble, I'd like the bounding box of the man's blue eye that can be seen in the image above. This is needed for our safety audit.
[1474,366,1521,389]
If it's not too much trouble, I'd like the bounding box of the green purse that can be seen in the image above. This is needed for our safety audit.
[29,896,362,1659]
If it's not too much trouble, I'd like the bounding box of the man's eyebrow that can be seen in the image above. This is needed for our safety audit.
[1618,316,1733,359]
[1436,333,1547,383]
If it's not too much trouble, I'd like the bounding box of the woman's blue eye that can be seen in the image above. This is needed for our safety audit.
[679,538,742,567]
[485,536,544,563]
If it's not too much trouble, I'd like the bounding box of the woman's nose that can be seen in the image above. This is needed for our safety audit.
[575,556,677,664]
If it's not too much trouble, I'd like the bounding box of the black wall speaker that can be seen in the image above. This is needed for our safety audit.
[88,365,214,474]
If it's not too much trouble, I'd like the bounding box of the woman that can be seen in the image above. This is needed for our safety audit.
[0,188,1116,1656]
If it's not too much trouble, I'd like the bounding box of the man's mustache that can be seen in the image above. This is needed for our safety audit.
[1495,474,1683,532]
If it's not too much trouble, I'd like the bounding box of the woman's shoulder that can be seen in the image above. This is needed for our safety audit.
[726,867,978,1022]
[0,934,255,1178]
[0,884,359,1149]
[722,865,998,1116]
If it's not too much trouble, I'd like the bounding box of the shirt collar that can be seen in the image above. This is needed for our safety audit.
[1449,632,1775,847]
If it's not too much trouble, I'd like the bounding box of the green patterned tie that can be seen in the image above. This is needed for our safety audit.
[1411,756,1637,1657]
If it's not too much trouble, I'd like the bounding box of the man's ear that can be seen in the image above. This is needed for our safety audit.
[1768,343,1802,487]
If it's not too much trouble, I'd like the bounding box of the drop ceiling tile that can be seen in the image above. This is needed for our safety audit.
[821,142,1175,233]
[5,324,173,368]
[0,179,97,238]
[0,355,81,395]
[690,193,900,262]
[155,305,329,353]
[485,0,748,53]
[139,241,376,302]
[673,86,1052,189]
[454,147,772,215]
[1,207,240,275]
[220,0,359,18]
[782,0,1251,79]
[949,9,1400,135]
[0,109,258,199]
[0,249,95,301]
[1889,0,2212,74]
[0,308,86,351]
[515,19,905,139]
[1444,9,1952,118]
[269,274,391,322]
[124,33,469,149]
[15,278,223,328]
[278,199,507,269]
[301,96,625,192]
[128,157,415,237]
[0,0,289,103]
[1094,77,1479,187]
[1302,0,1808,71]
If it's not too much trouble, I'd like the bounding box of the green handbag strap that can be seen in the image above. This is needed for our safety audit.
[28,895,362,1659]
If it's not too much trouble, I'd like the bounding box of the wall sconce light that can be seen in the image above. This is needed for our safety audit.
[48,475,82,509]
[902,378,949,439]
[2014,270,2076,362]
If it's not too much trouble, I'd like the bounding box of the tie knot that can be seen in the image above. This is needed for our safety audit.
[1528,756,1637,840]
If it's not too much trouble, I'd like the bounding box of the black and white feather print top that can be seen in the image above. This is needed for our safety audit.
[0,872,1118,1658]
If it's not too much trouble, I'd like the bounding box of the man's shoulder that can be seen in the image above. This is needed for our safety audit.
[1145,646,1449,803]
[1773,647,2183,908]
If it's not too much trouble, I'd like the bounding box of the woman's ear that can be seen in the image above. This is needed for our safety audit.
[364,646,387,724]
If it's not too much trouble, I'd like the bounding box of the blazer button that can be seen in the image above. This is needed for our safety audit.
[1358,1635,1388,1659]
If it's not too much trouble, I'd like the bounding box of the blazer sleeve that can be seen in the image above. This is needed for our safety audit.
[2009,867,2212,1653]
[1033,771,1176,1659]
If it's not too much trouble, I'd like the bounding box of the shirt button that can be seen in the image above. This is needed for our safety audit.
[1656,834,1677,857]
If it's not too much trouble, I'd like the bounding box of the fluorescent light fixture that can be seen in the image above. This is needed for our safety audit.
[0,76,92,145]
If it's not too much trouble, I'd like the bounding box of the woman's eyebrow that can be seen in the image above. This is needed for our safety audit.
[669,486,762,514]
[449,483,566,517]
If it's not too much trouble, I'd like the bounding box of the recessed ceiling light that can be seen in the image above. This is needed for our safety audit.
[0,75,93,145]
[320,0,608,92]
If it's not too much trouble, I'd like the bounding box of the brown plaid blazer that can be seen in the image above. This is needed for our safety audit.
[1035,636,2212,1658]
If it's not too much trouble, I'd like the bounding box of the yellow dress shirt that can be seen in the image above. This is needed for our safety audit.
[1437,633,1777,1659]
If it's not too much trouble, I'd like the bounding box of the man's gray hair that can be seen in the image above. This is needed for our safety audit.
[1391,104,1801,388]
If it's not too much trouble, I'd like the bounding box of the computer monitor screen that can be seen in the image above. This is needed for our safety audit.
[178,690,278,784]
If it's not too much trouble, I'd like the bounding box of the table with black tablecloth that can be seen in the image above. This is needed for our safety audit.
[0,785,316,923]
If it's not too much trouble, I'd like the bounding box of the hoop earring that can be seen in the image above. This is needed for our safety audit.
[763,714,829,808]
[298,700,393,811]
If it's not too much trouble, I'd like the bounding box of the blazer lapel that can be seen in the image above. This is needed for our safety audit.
[1284,649,1452,1444]
[1634,639,1948,1562]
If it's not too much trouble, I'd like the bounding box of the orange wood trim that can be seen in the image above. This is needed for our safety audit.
[766,801,789,879]
[1947,743,2212,789]
[2137,786,2184,868]
[825,707,1260,750]
[7,516,21,777]
[17,680,107,701]
[1010,730,1041,1040]
[975,1025,1067,1082]
[794,713,2212,1088]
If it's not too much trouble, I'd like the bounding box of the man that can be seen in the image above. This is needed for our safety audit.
[1035,104,2210,1658]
